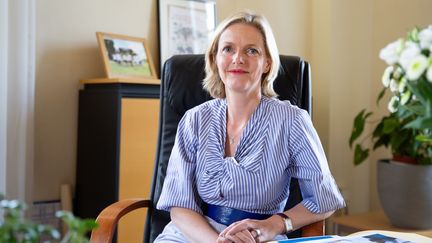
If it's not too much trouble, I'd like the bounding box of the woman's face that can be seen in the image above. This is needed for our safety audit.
[216,23,271,97]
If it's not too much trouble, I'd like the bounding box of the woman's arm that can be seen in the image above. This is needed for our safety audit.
[171,207,220,243]
[283,203,333,231]
[220,203,333,242]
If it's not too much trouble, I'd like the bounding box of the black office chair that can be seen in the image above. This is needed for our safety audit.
[90,54,323,243]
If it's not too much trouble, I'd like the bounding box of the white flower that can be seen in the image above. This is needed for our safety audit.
[390,78,399,92]
[427,66,432,83]
[400,90,411,105]
[379,39,403,65]
[8,200,20,208]
[418,25,432,50]
[382,66,393,87]
[399,41,421,70]
[388,96,399,113]
[406,54,428,80]
[392,66,403,80]
[398,78,407,93]
[0,200,7,207]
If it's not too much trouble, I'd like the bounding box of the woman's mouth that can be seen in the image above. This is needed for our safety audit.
[228,69,248,74]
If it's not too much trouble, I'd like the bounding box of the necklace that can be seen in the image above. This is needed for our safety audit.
[227,123,247,145]
[229,136,236,145]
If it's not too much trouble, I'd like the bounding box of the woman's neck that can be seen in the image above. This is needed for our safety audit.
[226,92,261,127]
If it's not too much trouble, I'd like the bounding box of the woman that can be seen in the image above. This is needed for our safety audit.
[156,11,345,243]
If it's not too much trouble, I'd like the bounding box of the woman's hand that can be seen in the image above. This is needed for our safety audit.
[217,229,257,243]
[219,215,285,242]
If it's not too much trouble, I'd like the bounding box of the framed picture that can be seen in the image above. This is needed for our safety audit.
[158,0,216,68]
[96,32,157,79]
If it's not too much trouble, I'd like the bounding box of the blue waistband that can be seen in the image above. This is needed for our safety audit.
[203,203,271,226]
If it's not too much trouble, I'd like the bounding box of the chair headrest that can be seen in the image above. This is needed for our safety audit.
[161,54,311,116]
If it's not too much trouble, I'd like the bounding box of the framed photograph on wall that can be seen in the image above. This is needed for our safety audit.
[96,32,157,80]
[158,0,216,68]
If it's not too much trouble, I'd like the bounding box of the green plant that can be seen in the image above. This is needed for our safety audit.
[350,25,432,166]
[0,194,97,243]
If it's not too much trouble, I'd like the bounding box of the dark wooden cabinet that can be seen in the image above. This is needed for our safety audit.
[75,79,160,242]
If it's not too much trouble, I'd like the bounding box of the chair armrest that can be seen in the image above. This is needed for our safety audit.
[90,198,151,243]
[301,220,324,237]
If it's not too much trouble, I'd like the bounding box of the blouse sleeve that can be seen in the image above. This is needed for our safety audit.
[287,108,345,213]
[156,109,203,214]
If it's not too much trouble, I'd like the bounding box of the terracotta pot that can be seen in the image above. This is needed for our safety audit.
[392,154,417,164]
[377,159,432,229]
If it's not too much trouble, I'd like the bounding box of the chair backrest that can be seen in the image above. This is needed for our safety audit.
[145,54,312,242]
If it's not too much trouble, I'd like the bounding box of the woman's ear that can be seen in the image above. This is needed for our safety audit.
[264,58,271,73]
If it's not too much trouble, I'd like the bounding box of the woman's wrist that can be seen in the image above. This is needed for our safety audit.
[277,212,294,234]
[268,214,286,235]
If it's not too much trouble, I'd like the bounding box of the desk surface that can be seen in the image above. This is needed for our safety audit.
[331,211,432,238]
[350,230,432,243]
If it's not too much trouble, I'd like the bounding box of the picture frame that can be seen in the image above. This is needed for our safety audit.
[96,32,157,80]
[158,0,216,68]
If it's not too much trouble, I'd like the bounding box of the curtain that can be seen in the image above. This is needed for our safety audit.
[0,0,36,204]
[0,0,7,196]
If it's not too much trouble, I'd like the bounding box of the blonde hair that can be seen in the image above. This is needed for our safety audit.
[203,11,280,98]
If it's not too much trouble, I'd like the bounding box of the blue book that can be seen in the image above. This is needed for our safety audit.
[269,235,335,243]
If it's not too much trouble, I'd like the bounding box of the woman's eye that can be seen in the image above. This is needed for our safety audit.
[222,46,233,53]
[247,48,259,55]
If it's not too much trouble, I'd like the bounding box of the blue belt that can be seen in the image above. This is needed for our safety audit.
[203,203,271,226]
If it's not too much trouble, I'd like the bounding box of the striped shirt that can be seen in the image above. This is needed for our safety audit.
[157,96,345,216]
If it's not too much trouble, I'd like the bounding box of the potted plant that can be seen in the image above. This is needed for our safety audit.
[349,25,432,229]
[0,194,97,242]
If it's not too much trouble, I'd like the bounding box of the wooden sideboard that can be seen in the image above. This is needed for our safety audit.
[74,78,160,243]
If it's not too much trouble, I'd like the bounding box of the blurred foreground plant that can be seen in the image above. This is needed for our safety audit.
[0,194,97,243]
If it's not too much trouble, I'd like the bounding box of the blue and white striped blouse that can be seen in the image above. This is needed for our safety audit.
[157,96,345,217]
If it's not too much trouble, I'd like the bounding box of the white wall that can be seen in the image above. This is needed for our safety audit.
[35,0,158,201]
[33,0,432,214]
[0,0,7,196]
[217,0,311,60]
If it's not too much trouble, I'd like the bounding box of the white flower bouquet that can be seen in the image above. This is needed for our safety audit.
[350,25,432,165]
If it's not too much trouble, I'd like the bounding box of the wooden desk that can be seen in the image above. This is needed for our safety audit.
[330,211,432,238]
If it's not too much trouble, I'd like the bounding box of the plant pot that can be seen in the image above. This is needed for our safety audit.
[377,159,432,229]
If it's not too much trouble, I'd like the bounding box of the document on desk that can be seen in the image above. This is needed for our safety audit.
[268,232,417,243]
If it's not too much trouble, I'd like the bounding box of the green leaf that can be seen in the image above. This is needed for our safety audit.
[382,117,400,134]
[399,102,425,116]
[418,78,432,101]
[415,134,432,144]
[405,117,432,130]
[408,27,420,42]
[406,78,432,107]
[372,118,385,138]
[349,109,372,148]
[373,134,390,150]
[389,129,410,152]
[354,144,369,165]
[376,87,386,105]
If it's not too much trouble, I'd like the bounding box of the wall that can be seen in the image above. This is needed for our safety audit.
[217,0,311,60]
[34,0,432,215]
[35,0,158,201]
[309,0,371,213]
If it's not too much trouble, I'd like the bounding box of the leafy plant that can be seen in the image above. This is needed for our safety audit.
[350,25,432,166]
[0,194,97,243]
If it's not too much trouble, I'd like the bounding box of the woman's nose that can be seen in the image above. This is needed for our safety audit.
[232,51,244,64]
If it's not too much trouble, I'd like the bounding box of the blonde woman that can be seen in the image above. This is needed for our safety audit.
[156,11,345,243]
